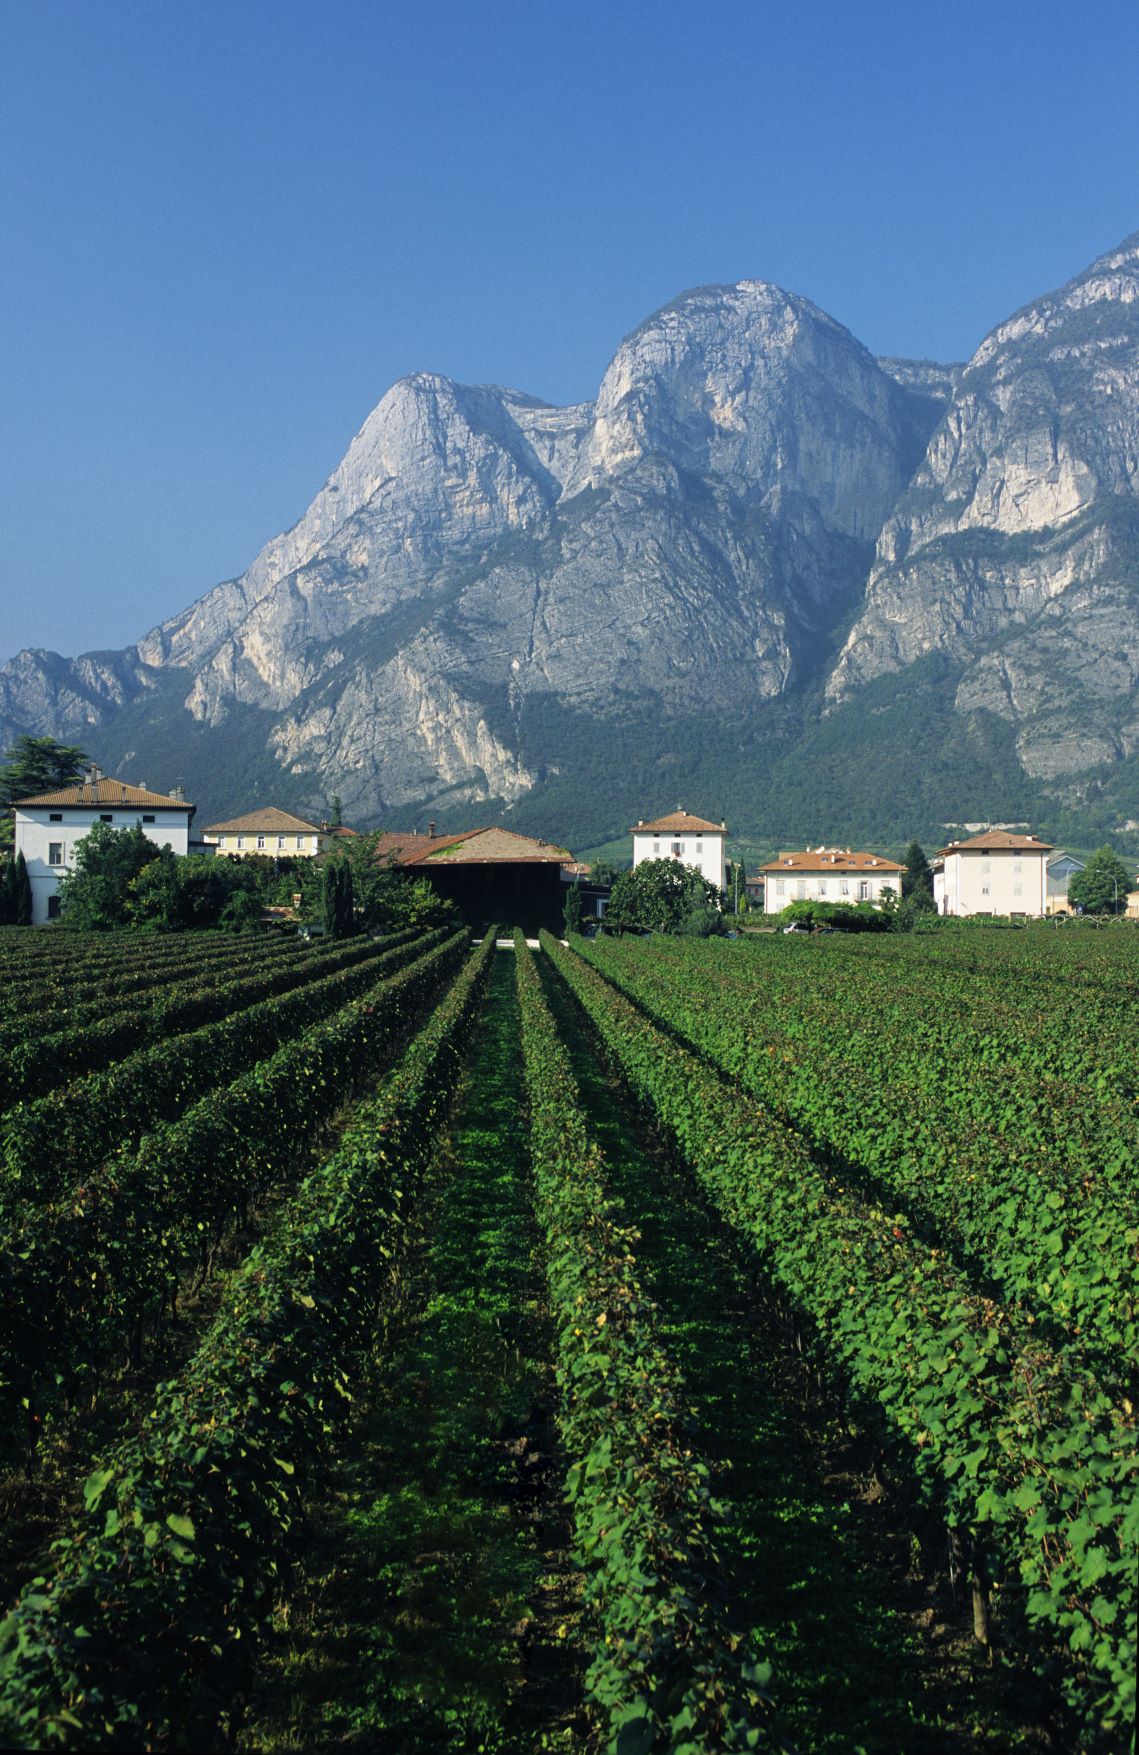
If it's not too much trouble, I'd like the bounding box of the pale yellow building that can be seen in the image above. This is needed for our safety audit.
[202,807,341,858]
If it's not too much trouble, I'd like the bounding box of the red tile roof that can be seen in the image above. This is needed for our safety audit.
[203,808,325,834]
[760,848,905,874]
[935,831,1053,856]
[632,810,726,835]
[375,826,574,865]
[15,777,192,809]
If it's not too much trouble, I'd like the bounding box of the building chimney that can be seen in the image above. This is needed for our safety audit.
[428,820,436,838]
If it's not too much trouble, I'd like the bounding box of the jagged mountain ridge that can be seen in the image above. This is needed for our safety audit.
[3,241,1138,850]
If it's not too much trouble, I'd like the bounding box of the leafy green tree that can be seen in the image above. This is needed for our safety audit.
[330,794,343,829]
[901,841,935,907]
[680,904,723,937]
[563,882,583,937]
[219,890,265,932]
[608,858,720,933]
[1068,845,1133,915]
[0,735,87,805]
[128,852,259,929]
[589,859,624,888]
[59,823,163,930]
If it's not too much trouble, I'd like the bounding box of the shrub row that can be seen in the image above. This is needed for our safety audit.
[544,933,1138,1744]
[0,929,418,1109]
[0,932,495,1751]
[0,928,446,1212]
[514,934,775,1751]
[0,928,468,1456]
[579,935,1139,1375]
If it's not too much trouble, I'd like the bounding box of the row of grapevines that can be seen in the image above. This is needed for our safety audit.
[0,928,469,1457]
[0,933,495,1750]
[0,928,295,1011]
[578,936,1139,1376]
[0,927,446,1213]
[543,934,1137,1744]
[0,928,419,1110]
[0,929,306,1036]
[825,925,1139,994]
[513,934,775,1751]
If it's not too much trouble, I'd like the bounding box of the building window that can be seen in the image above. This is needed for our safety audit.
[277,835,286,850]
[49,812,62,822]
[47,895,61,919]
[653,841,660,854]
[1013,861,1022,873]
[981,860,990,873]
[143,814,155,824]
[237,835,246,849]
[48,842,64,865]
[841,881,849,895]
[671,842,682,857]
[296,835,304,849]
[981,885,990,896]
[100,813,113,822]
[818,880,828,896]
[775,878,784,895]
[256,835,266,849]
[696,840,703,851]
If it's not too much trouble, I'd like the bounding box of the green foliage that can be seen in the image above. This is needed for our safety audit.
[58,823,164,930]
[901,840,935,905]
[0,934,491,1748]
[553,931,1138,1739]
[1068,845,1133,915]
[0,735,87,806]
[0,853,32,926]
[679,904,723,937]
[514,934,776,1750]
[0,931,465,1449]
[607,858,720,934]
[778,898,889,933]
[127,851,260,929]
[562,882,583,937]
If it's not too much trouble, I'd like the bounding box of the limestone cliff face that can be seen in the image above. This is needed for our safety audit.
[0,279,933,820]
[2,241,1138,833]
[828,235,1139,779]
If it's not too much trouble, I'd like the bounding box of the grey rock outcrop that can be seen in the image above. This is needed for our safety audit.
[828,235,1139,779]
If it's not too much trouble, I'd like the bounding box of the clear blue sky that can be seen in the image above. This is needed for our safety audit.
[2,0,1136,659]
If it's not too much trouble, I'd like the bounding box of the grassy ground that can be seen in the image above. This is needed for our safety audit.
[240,953,587,1753]
[537,950,1052,1755]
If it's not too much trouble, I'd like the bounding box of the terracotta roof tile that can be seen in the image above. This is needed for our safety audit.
[376,826,574,865]
[760,848,905,874]
[935,831,1053,856]
[203,807,325,834]
[15,777,192,809]
[632,811,726,835]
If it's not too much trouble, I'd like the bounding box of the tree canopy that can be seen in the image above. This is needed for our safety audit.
[0,736,88,806]
[1067,845,1134,916]
[58,823,164,930]
[901,840,935,907]
[608,857,721,933]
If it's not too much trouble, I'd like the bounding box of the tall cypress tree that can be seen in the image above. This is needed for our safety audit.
[13,851,33,925]
[0,859,14,925]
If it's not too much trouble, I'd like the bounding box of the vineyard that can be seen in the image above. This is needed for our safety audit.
[0,923,1134,1753]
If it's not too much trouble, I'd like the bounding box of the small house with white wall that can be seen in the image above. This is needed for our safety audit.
[13,769,194,923]
[760,846,904,913]
[631,811,728,894]
[932,830,1052,917]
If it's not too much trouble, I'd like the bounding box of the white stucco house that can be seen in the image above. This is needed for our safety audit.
[932,830,1052,917]
[631,810,728,894]
[13,770,194,923]
[760,847,905,913]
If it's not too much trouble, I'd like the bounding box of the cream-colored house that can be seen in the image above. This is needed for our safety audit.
[13,769,194,924]
[202,808,335,858]
[631,810,728,893]
[760,847,904,913]
[932,831,1052,917]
